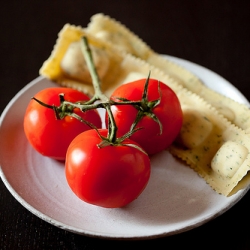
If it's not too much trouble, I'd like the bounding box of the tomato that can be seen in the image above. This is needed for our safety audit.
[24,87,102,160]
[65,129,151,208]
[107,78,183,155]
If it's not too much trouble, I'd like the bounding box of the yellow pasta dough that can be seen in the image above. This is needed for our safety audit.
[86,13,250,131]
[169,92,250,196]
[39,22,250,196]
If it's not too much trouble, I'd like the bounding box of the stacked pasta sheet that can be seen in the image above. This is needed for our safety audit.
[39,13,250,196]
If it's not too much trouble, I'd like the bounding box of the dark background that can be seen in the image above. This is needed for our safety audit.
[1,1,250,249]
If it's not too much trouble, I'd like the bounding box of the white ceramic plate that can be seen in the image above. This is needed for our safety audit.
[0,56,249,239]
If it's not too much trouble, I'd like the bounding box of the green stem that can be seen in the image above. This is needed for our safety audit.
[105,104,117,143]
[63,101,102,111]
[33,36,159,152]
[80,36,108,103]
[63,99,142,113]
[80,36,118,142]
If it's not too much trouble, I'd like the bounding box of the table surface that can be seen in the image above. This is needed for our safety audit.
[1,1,250,249]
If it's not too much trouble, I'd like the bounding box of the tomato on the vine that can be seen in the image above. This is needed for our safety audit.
[65,129,151,208]
[23,87,102,160]
[107,78,183,155]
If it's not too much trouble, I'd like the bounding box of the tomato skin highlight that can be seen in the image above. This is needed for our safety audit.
[23,87,102,160]
[108,78,183,155]
[65,129,151,208]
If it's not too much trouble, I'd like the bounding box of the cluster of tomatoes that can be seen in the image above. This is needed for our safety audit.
[23,77,183,208]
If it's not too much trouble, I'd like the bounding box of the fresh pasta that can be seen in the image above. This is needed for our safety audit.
[39,20,250,196]
[86,13,250,131]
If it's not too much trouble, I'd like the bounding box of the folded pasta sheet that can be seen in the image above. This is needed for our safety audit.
[86,13,250,131]
[39,23,250,196]
[169,93,250,196]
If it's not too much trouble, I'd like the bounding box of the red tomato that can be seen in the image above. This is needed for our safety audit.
[24,87,102,160]
[65,129,151,208]
[107,78,183,155]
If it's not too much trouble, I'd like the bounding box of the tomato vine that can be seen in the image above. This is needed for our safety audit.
[32,36,166,153]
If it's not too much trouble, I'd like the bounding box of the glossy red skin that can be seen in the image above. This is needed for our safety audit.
[65,129,151,208]
[107,78,183,155]
[23,87,102,160]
